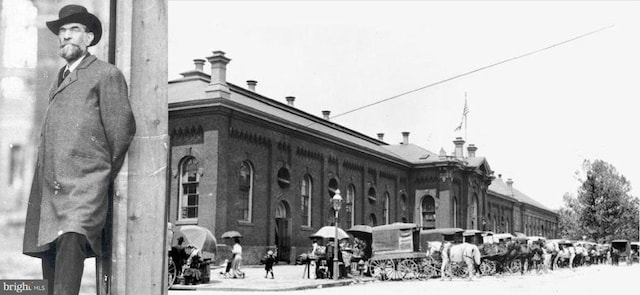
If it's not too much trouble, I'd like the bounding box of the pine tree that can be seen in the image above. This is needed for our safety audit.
[575,160,638,242]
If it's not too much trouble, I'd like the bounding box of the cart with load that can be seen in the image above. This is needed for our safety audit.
[368,223,427,280]
[611,239,631,266]
[463,230,499,276]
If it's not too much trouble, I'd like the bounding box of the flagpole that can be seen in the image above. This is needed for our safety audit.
[464,92,468,141]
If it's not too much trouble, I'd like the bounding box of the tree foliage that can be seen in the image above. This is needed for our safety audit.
[558,159,639,242]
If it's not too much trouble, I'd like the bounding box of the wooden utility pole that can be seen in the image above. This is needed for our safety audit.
[97,1,168,294]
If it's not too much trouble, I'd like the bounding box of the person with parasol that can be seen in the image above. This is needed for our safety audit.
[221,231,245,278]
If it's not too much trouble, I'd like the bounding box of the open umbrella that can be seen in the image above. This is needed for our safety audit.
[347,225,373,235]
[221,230,243,239]
[175,225,217,255]
[310,226,349,240]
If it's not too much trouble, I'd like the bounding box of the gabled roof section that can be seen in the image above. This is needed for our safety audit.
[168,78,416,166]
[382,143,440,164]
[488,177,555,213]
[488,177,518,201]
[512,187,555,213]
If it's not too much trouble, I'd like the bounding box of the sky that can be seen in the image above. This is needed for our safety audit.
[168,0,640,210]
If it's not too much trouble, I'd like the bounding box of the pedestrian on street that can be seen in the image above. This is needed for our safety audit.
[171,236,188,278]
[231,237,245,278]
[264,250,276,279]
[22,4,135,295]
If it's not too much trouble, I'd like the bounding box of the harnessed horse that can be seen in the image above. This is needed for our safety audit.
[441,242,482,280]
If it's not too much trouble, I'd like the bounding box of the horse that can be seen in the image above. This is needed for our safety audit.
[573,245,588,267]
[424,241,444,258]
[611,248,620,265]
[441,242,481,280]
[554,244,576,270]
[543,240,561,270]
[509,239,534,274]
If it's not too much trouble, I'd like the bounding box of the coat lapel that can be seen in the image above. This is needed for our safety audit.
[49,54,97,101]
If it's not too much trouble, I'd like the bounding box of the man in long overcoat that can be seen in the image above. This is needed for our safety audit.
[22,5,135,295]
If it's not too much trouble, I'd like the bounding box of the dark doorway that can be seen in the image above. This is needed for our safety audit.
[274,201,290,263]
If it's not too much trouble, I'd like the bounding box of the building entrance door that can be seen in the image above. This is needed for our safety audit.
[274,201,290,263]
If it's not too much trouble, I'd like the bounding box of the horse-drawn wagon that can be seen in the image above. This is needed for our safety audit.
[611,239,631,266]
[420,228,483,277]
[461,230,500,276]
[368,223,429,280]
[367,223,478,280]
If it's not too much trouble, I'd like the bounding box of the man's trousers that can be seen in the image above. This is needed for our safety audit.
[41,232,90,295]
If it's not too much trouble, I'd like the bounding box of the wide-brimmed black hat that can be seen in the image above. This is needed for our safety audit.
[46,4,102,47]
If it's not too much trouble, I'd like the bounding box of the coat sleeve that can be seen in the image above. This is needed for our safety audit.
[99,67,136,178]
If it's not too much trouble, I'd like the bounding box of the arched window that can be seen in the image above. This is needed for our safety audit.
[346,184,356,228]
[383,192,390,224]
[301,175,312,227]
[452,197,458,227]
[469,194,478,229]
[493,216,497,232]
[369,213,377,227]
[328,178,338,197]
[367,187,377,203]
[400,194,408,223]
[179,157,199,220]
[239,161,254,222]
[421,195,436,229]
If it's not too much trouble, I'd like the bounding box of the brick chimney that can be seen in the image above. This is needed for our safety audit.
[453,137,465,159]
[439,148,447,160]
[178,59,210,80]
[402,132,410,145]
[205,50,231,99]
[322,110,330,120]
[286,96,295,107]
[194,59,205,71]
[467,144,477,158]
[246,80,257,91]
[377,133,384,141]
[506,178,514,195]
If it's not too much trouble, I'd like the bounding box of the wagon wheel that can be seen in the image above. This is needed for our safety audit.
[370,258,395,281]
[452,261,469,278]
[398,259,419,280]
[479,260,496,276]
[417,258,439,280]
[383,259,404,281]
[167,258,177,289]
[508,260,522,274]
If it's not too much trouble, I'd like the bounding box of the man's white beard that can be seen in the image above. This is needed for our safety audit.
[59,43,85,62]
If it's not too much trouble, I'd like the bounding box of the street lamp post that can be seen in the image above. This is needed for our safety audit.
[331,189,343,280]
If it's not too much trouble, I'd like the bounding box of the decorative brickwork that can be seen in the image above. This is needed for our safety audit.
[170,125,204,146]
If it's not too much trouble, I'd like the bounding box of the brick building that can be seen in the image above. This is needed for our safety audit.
[167,51,557,264]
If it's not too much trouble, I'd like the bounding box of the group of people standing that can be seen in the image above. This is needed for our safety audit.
[308,238,369,279]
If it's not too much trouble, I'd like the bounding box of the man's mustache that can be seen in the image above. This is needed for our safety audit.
[60,43,81,49]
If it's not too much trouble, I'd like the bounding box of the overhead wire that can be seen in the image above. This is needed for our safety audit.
[322,25,614,122]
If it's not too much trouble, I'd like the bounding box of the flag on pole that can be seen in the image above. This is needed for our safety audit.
[454,96,469,131]
[462,98,469,117]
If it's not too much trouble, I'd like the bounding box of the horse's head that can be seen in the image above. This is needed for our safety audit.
[472,245,482,265]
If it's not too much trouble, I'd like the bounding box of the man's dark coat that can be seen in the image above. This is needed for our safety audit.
[23,55,135,258]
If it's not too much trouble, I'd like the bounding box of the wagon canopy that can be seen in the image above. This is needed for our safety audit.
[462,229,484,245]
[492,233,514,243]
[372,223,421,254]
[420,228,464,243]
[611,240,630,253]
